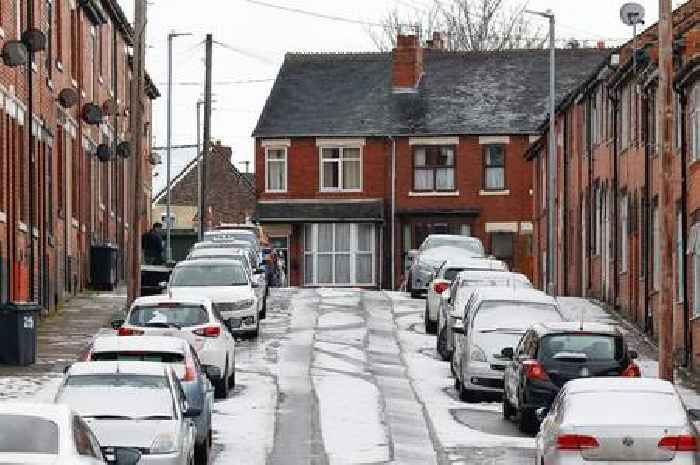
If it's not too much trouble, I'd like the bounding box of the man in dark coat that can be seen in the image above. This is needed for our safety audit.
[142,222,164,265]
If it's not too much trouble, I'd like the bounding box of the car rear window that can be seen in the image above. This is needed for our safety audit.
[65,374,168,389]
[566,391,686,425]
[473,301,562,329]
[170,263,249,286]
[91,351,185,363]
[539,334,623,362]
[443,268,465,281]
[129,305,209,326]
[0,415,59,454]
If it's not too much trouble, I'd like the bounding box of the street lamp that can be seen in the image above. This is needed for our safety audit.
[165,31,193,262]
[526,8,556,295]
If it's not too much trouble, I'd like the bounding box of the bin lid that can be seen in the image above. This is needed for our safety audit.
[0,302,42,312]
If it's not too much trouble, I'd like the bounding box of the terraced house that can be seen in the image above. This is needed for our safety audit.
[253,33,609,288]
[527,1,700,368]
[0,0,158,311]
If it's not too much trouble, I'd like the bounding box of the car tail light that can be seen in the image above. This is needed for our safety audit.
[620,362,641,377]
[183,354,196,382]
[557,434,599,450]
[658,435,697,452]
[118,327,144,336]
[433,282,449,294]
[192,326,221,338]
[523,360,549,381]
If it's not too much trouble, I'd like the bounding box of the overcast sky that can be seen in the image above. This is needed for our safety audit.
[115,0,684,194]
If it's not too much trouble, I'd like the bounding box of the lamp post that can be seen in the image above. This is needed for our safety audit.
[526,9,556,295]
[165,31,192,262]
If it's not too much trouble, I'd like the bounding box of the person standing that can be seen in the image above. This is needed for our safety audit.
[141,222,164,265]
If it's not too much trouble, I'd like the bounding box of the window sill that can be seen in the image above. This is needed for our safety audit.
[98,76,104,85]
[0,211,5,223]
[100,203,106,211]
[31,61,38,73]
[265,189,287,194]
[18,222,28,233]
[319,189,362,193]
[408,191,460,197]
[479,189,510,196]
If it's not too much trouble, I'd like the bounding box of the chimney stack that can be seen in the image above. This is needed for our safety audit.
[392,34,423,91]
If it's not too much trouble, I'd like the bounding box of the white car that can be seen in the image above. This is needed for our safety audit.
[425,257,508,334]
[437,269,531,361]
[536,378,699,464]
[186,247,268,319]
[115,294,236,399]
[168,259,262,336]
[407,235,486,297]
[56,361,197,465]
[0,402,141,465]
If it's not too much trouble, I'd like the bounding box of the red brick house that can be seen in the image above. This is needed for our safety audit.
[0,0,158,311]
[253,34,609,288]
[527,0,700,368]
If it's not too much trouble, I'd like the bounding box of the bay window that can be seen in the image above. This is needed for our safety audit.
[320,147,361,191]
[304,223,375,285]
[413,146,455,191]
[265,147,287,192]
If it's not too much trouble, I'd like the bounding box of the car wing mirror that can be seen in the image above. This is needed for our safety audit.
[203,365,222,381]
[63,364,71,374]
[628,349,639,360]
[500,347,514,360]
[114,447,142,465]
[535,407,549,423]
[688,409,700,422]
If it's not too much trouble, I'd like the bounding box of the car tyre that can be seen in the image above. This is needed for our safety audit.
[458,366,478,402]
[424,306,437,334]
[214,361,228,399]
[228,364,236,390]
[518,407,538,434]
[437,327,450,361]
[502,395,516,420]
[195,440,209,465]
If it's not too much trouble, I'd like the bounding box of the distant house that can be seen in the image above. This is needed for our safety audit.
[253,32,610,289]
[152,142,255,259]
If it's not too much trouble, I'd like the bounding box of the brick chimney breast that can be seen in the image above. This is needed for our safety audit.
[392,34,424,92]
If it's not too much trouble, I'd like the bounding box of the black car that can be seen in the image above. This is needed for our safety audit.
[501,321,639,433]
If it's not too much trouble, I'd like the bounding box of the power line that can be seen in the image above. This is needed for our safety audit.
[239,0,384,27]
[212,39,281,65]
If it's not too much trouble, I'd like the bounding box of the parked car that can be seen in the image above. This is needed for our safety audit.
[424,256,508,334]
[437,269,530,361]
[0,402,141,465]
[83,335,214,462]
[167,259,262,336]
[114,294,236,399]
[186,247,268,319]
[56,361,198,465]
[536,378,699,464]
[191,240,259,269]
[451,287,564,403]
[407,235,486,298]
[502,321,641,433]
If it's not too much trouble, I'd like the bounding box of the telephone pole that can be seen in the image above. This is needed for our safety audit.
[196,99,204,240]
[127,0,147,306]
[200,34,213,236]
[658,0,674,381]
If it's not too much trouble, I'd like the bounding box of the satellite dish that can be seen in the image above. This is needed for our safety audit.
[620,3,645,26]
[21,28,47,53]
[81,103,103,125]
[1,40,28,67]
[116,141,132,159]
[57,88,79,108]
[95,143,113,162]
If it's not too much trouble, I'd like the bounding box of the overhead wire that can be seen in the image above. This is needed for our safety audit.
[212,39,281,66]
[239,0,384,27]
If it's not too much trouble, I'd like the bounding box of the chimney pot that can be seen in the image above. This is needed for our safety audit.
[392,33,424,90]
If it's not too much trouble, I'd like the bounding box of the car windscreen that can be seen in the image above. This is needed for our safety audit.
[539,334,623,362]
[425,237,484,256]
[472,301,562,330]
[129,305,209,326]
[91,351,185,363]
[472,329,525,362]
[170,263,249,286]
[64,374,168,389]
[0,415,59,454]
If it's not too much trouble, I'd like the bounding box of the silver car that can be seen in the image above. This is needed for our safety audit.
[452,287,564,402]
[0,402,141,465]
[537,378,698,464]
[408,235,486,298]
[56,361,198,465]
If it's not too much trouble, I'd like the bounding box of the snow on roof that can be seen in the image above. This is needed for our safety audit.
[90,335,187,354]
[67,361,169,376]
[565,377,675,395]
[132,294,212,307]
[472,286,554,305]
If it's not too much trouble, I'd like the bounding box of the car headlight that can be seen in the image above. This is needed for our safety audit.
[470,345,487,362]
[150,432,178,454]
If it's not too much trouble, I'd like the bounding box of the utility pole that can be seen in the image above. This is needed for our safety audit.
[165,31,192,263]
[26,0,35,302]
[196,100,204,240]
[526,9,556,295]
[201,34,213,236]
[127,0,147,306]
[658,0,674,381]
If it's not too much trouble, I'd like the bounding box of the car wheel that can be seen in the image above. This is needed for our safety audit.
[437,327,450,361]
[214,361,228,399]
[194,439,209,465]
[228,363,236,390]
[502,395,516,420]
[424,306,437,334]
[518,407,538,434]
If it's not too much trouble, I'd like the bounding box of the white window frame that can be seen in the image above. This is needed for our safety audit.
[303,223,375,286]
[319,146,362,192]
[265,146,288,192]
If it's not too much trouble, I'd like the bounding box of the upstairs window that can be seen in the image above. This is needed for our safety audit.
[320,147,361,191]
[413,145,455,191]
[483,144,505,190]
[265,147,287,192]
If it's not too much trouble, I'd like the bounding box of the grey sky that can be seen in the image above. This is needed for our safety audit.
[116,0,683,195]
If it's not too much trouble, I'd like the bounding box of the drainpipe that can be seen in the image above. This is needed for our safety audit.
[676,84,691,365]
[562,112,569,295]
[609,90,619,310]
[390,137,396,290]
[588,106,594,296]
[643,90,651,334]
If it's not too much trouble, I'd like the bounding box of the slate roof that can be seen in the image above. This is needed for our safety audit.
[256,200,384,223]
[253,48,611,137]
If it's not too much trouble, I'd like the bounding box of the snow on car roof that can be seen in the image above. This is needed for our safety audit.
[90,336,188,354]
[67,361,169,377]
[441,256,507,270]
[472,286,555,305]
[0,402,73,423]
[132,294,212,307]
[456,269,527,281]
[565,377,675,394]
[175,258,245,267]
[190,248,247,256]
